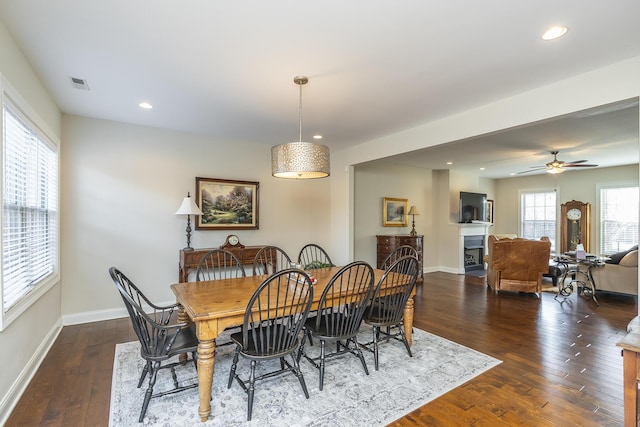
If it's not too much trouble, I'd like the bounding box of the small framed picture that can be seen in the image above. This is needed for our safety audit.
[487,199,494,223]
[195,177,259,230]
[383,197,408,227]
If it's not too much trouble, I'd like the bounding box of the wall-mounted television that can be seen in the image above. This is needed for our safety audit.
[459,191,488,223]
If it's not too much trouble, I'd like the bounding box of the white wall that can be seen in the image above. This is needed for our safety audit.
[353,161,433,267]
[60,115,332,321]
[0,19,62,423]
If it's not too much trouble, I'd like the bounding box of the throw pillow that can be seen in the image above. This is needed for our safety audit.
[619,250,638,267]
[606,245,639,264]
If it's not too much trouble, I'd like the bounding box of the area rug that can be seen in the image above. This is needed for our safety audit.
[109,328,501,426]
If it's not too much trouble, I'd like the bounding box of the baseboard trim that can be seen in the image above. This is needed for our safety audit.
[0,319,62,426]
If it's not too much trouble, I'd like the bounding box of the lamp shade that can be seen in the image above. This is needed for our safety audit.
[271,142,330,179]
[408,206,420,215]
[175,194,203,215]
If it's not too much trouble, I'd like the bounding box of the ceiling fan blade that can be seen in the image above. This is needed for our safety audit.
[517,167,547,174]
[566,159,588,164]
[564,163,598,168]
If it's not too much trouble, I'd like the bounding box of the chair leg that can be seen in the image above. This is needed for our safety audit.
[247,360,257,421]
[319,340,326,391]
[137,361,150,388]
[397,324,413,357]
[296,335,306,363]
[353,338,370,376]
[372,326,380,371]
[228,346,240,389]
[291,354,310,399]
[139,361,160,422]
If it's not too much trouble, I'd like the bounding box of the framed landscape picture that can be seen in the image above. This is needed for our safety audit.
[195,177,259,230]
[383,197,408,227]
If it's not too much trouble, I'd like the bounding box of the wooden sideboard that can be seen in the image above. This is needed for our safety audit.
[178,245,265,282]
[376,235,424,283]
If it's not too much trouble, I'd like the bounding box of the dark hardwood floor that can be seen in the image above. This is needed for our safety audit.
[6,272,637,426]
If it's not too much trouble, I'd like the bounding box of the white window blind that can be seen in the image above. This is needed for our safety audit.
[600,186,639,254]
[2,97,58,313]
[521,191,556,250]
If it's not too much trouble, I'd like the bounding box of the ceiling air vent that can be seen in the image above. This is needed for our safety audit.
[70,76,90,90]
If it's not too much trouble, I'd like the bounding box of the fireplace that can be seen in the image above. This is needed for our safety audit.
[464,235,485,272]
[456,223,490,274]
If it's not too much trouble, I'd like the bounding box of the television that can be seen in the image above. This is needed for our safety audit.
[459,191,487,223]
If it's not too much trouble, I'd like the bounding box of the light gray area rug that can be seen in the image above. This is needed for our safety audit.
[109,328,501,426]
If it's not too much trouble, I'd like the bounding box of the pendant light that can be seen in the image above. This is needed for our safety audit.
[271,76,330,179]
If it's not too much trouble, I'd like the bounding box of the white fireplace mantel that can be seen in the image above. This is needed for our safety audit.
[456,223,492,274]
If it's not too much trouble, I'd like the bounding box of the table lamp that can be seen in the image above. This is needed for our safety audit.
[175,192,203,251]
[408,205,420,237]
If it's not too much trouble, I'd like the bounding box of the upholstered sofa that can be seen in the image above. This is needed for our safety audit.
[485,235,551,296]
[591,250,638,295]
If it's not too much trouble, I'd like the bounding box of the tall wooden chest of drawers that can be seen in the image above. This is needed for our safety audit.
[376,235,424,283]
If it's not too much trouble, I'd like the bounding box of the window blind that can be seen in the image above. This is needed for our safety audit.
[521,191,556,250]
[600,186,639,254]
[2,98,58,313]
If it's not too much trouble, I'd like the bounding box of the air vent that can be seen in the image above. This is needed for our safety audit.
[70,77,90,90]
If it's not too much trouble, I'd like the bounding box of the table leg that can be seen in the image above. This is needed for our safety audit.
[177,306,190,363]
[403,296,415,346]
[621,349,638,427]
[197,339,216,422]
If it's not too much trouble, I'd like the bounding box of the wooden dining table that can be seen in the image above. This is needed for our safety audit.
[170,266,416,422]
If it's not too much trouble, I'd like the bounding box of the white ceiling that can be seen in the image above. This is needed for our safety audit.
[0,1,639,178]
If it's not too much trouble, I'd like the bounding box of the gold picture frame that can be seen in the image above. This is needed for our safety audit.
[487,199,494,223]
[383,197,408,227]
[195,177,259,230]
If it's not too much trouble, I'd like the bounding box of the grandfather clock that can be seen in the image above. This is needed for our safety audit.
[560,200,590,254]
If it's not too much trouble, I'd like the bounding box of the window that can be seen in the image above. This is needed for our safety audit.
[1,78,59,330]
[600,186,639,254]
[521,191,556,250]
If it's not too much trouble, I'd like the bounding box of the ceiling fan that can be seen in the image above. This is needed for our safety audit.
[518,150,598,175]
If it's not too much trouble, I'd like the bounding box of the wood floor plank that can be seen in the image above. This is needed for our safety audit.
[5,271,636,426]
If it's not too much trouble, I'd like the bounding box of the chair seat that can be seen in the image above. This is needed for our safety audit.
[230,324,300,358]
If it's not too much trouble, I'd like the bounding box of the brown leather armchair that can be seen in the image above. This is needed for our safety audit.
[486,235,551,297]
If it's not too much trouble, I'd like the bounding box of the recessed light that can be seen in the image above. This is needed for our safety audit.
[139,102,153,109]
[479,167,485,171]
[541,26,568,41]
[446,161,453,165]
[313,134,323,140]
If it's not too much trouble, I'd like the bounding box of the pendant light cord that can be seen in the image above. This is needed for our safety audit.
[298,80,303,142]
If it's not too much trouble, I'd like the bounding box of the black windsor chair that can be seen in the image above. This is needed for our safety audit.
[227,268,314,421]
[297,261,375,391]
[361,255,420,370]
[252,245,292,276]
[195,248,246,281]
[108,267,199,422]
